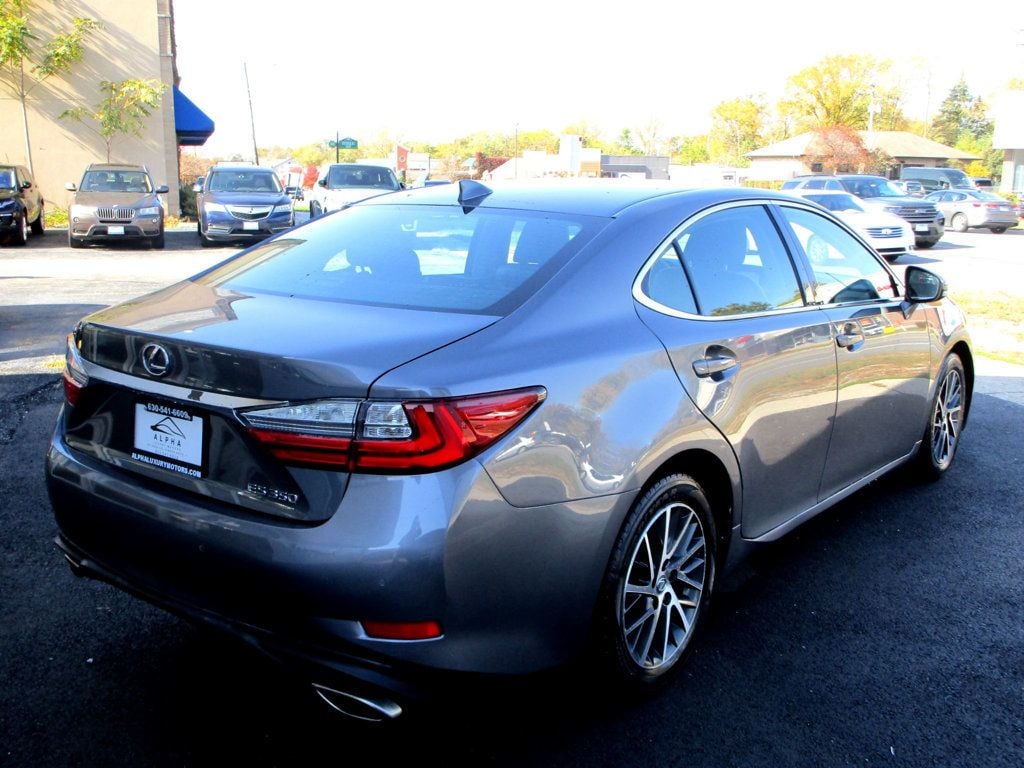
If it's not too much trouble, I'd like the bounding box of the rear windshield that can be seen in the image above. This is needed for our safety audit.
[213,204,607,315]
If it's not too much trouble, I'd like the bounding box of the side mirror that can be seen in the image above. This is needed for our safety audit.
[905,266,946,303]
[318,178,328,188]
[155,184,169,194]
[192,182,203,193]
[20,180,32,190]
[65,182,77,191]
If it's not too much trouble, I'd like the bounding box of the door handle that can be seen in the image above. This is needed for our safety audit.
[835,322,864,349]
[692,355,737,378]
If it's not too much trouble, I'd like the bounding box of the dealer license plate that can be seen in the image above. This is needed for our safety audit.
[914,224,929,232]
[132,402,204,477]
[108,225,125,235]
[242,221,259,230]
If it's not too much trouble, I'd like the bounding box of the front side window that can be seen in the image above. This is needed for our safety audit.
[674,205,804,317]
[779,206,897,305]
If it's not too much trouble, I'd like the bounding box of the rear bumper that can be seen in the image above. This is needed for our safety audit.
[46,422,623,699]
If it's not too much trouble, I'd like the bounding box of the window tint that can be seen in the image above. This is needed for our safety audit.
[804,179,825,189]
[779,206,897,304]
[219,204,603,315]
[675,206,804,317]
[208,171,281,193]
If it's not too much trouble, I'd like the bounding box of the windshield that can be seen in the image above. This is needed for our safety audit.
[80,169,153,193]
[840,177,906,199]
[217,204,607,315]
[327,166,401,190]
[0,168,15,190]
[803,193,864,213]
[207,170,282,193]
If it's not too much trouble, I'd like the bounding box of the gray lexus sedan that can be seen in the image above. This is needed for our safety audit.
[48,181,972,721]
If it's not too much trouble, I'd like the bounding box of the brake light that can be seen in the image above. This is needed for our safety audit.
[361,620,443,640]
[62,333,88,407]
[241,387,545,474]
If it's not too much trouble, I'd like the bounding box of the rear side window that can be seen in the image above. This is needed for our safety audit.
[779,206,897,304]
[216,204,604,315]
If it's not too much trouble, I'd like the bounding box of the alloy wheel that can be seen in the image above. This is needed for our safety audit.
[620,501,707,671]
[930,365,964,470]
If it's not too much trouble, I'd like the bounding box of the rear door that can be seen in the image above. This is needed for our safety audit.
[634,202,839,539]
[774,203,932,500]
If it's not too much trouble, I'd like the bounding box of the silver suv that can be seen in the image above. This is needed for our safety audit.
[782,175,944,248]
[66,164,169,249]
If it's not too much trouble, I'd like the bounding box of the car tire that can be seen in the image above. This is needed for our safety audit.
[990,227,1007,234]
[11,212,28,246]
[151,229,165,249]
[951,213,968,233]
[68,229,84,249]
[912,353,967,482]
[309,201,321,219]
[30,204,45,235]
[595,473,716,689]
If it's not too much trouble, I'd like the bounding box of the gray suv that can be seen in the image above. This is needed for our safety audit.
[66,164,169,249]
[782,174,944,248]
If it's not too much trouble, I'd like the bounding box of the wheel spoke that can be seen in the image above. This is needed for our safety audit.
[620,496,710,670]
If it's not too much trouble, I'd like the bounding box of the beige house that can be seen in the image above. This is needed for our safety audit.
[745,131,980,182]
[0,0,212,216]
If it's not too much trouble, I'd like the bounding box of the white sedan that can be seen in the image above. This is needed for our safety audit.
[790,190,915,262]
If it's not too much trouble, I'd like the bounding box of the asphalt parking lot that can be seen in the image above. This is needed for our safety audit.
[1,227,1022,766]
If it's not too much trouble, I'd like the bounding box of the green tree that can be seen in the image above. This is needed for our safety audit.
[61,78,166,161]
[779,55,900,132]
[0,1,99,172]
[708,97,766,166]
[673,135,710,165]
[930,78,991,146]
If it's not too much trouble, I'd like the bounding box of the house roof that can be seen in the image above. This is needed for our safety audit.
[747,130,980,161]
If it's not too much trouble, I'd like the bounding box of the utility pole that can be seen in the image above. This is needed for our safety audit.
[244,62,260,165]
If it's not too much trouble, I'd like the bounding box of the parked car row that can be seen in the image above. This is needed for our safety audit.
[781,174,946,256]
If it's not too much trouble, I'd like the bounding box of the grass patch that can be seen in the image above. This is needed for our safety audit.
[950,289,1024,365]
[45,207,69,227]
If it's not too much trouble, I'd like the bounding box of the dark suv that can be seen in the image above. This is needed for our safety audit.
[195,164,293,247]
[0,164,45,246]
[782,175,944,248]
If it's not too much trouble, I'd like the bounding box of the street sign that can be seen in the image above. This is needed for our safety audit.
[339,137,358,149]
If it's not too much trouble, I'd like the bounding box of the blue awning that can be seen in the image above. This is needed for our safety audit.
[174,86,214,146]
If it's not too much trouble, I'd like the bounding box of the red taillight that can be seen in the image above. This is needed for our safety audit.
[361,620,443,640]
[248,430,352,467]
[63,333,88,407]
[241,387,546,474]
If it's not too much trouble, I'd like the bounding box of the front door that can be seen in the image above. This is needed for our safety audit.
[635,203,839,539]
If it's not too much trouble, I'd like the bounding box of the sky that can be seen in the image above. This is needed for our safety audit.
[173,0,1024,159]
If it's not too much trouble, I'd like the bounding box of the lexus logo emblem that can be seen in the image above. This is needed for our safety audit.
[141,343,172,377]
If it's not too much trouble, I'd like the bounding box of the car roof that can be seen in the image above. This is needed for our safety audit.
[365,180,794,218]
[85,163,147,172]
[209,164,270,171]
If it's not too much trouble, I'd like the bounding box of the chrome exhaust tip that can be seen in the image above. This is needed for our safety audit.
[312,683,403,723]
